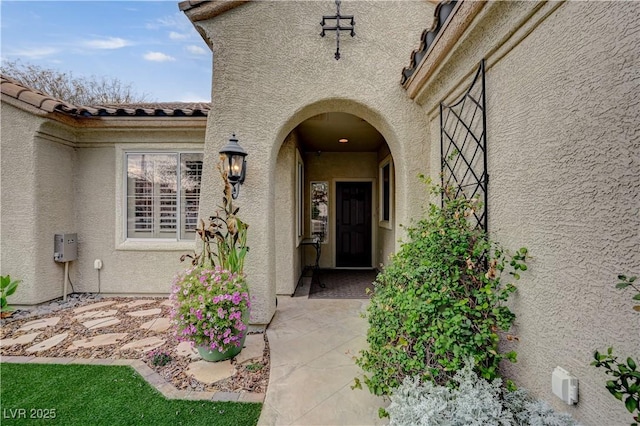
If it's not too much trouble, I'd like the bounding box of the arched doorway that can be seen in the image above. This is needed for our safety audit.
[274,112,396,295]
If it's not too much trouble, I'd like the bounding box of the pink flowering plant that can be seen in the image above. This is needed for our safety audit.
[170,157,250,358]
[170,266,250,352]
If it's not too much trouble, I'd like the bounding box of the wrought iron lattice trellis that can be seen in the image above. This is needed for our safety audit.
[440,60,488,231]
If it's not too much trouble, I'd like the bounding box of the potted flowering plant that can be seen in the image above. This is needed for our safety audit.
[170,158,250,362]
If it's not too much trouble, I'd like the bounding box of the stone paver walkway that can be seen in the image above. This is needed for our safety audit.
[258,282,388,425]
[0,297,265,403]
[2,283,386,424]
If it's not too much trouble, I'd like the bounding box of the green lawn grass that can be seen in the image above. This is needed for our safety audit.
[0,363,262,425]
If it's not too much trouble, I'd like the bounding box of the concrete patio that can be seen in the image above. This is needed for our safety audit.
[258,281,387,425]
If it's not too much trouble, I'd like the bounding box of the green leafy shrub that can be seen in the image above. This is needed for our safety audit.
[147,349,172,367]
[355,185,527,397]
[1,275,21,312]
[592,275,639,425]
[387,358,581,426]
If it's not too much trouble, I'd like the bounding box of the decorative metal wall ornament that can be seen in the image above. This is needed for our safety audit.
[440,59,488,231]
[320,0,355,60]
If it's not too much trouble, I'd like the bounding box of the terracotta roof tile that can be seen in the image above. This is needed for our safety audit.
[401,0,459,85]
[1,74,210,118]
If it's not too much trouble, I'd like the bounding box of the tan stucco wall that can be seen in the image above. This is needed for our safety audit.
[1,103,51,304]
[275,132,302,295]
[73,127,206,297]
[1,97,208,305]
[194,0,433,324]
[418,2,640,424]
[34,122,78,302]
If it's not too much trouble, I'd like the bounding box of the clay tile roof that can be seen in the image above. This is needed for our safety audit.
[401,0,459,86]
[1,74,210,118]
[1,75,77,113]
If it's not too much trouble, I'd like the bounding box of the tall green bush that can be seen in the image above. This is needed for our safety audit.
[355,184,527,397]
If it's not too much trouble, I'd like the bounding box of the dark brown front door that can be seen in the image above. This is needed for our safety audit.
[336,182,372,267]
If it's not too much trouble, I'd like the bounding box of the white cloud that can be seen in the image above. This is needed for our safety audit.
[143,51,176,62]
[169,31,190,40]
[147,13,191,31]
[186,45,208,55]
[9,47,58,59]
[83,37,130,50]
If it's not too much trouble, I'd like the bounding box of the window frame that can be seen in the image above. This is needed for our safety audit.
[379,155,394,230]
[310,181,329,244]
[296,149,305,245]
[116,147,203,251]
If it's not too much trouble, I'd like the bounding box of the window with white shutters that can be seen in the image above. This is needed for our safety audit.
[126,152,203,240]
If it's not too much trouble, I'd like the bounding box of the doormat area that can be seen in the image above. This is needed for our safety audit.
[308,269,378,299]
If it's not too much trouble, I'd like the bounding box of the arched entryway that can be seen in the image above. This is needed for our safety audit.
[274,111,397,295]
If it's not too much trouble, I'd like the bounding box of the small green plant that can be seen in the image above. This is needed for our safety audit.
[592,274,639,425]
[354,182,527,398]
[1,275,21,312]
[246,363,264,372]
[592,348,639,423]
[147,349,173,367]
[616,275,640,312]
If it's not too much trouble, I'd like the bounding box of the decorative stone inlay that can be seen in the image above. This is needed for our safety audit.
[1,332,41,346]
[176,342,200,359]
[73,301,117,314]
[18,317,61,331]
[114,299,158,309]
[127,308,161,317]
[25,333,68,353]
[235,334,265,364]
[120,337,165,352]
[82,317,121,330]
[73,309,118,321]
[69,333,128,349]
[140,317,172,332]
[186,360,236,385]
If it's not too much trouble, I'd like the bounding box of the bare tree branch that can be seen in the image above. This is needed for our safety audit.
[1,60,151,105]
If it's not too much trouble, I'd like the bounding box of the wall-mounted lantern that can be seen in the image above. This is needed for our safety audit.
[219,134,247,199]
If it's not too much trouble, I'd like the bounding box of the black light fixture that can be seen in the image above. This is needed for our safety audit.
[219,134,247,199]
[320,0,355,60]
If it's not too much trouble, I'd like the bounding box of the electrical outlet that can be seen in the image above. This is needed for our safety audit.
[94,259,103,270]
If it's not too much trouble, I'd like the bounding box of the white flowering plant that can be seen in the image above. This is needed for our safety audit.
[170,266,250,353]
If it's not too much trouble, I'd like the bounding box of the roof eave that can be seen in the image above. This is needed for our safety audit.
[180,0,249,23]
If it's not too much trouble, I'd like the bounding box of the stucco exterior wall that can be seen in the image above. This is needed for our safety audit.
[1,103,47,304]
[275,132,302,295]
[73,127,206,298]
[194,0,433,324]
[34,122,78,302]
[418,2,640,424]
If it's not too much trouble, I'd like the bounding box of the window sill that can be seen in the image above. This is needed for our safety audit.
[117,240,197,252]
[379,221,393,231]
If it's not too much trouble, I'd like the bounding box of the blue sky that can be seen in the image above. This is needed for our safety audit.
[1,1,212,102]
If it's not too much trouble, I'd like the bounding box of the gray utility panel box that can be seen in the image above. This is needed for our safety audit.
[54,233,77,262]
